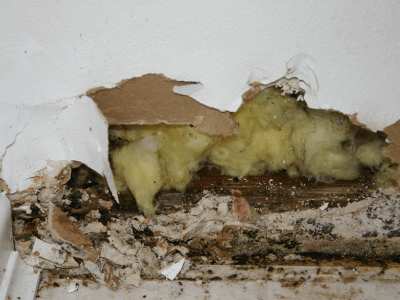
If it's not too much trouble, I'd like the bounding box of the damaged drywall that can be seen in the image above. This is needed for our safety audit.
[2,1,400,199]
[109,85,398,214]
[2,1,400,130]
[0,97,118,201]
[87,74,237,136]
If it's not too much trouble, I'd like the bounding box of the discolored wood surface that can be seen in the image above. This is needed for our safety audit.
[155,166,374,215]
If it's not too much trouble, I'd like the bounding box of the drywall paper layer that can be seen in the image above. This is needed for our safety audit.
[0,97,117,199]
[88,74,237,136]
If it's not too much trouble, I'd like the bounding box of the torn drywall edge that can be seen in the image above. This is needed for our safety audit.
[87,74,238,136]
[0,97,118,201]
[3,1,400,134]
[243,54,317,105]
[1,53,399,201]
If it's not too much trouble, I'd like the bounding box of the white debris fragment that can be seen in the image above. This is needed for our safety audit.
[35,202,47,214]
[15,240,32,256]
[85,209,101,221]
[32,238,67,264]
[267,253,277,261]
[256,279,266,287]
[108,230,140,256]
[100,242,135,266]
[7,192,31,201]
[159,258,185,280]
[275,77,302,95]
[99,199,114,210]
[195,279,203,286]
[84,261,106,285]
[153,239,169,258]
[68,216,78,222]
[38,187,63,203]
[190,205,204,216]
[79,221,107,234]
[137,247,159,275]
[214,195,232,204]
[23,254,56,269]
[319,203,329,211]
[62,256,80,268]
[198,220,224,237]
[81,190,90,201]
[66,282,79,294]
[199,198,215,209]
[120,271,142,288]
[284,254,304,261]
[135,215,146,223]
[217,203,229,216]
[62,199,72,205]
[14,205,32,214]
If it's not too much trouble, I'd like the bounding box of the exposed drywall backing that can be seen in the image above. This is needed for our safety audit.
[1,1,400,193]
[88,74,237,136]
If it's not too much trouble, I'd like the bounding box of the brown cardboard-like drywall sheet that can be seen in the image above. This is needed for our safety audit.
[87,74,237,136]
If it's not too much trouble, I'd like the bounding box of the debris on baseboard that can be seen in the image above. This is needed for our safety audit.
[65,282,79,294]
[159,258,185,280]
[319,203,329,211]
[6,176,400,293]
[32,238,67,265]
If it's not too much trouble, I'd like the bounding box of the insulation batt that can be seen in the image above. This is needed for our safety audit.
[110,87,397,215]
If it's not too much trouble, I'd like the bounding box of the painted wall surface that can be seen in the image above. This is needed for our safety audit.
[1,0,400,193]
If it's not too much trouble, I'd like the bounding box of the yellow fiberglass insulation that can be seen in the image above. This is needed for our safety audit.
[110,124,213,214]
[110,87,397,214]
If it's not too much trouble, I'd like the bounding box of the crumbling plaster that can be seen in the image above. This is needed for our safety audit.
[1,0,400,193]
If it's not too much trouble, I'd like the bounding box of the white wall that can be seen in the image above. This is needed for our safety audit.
[1,0,400,194]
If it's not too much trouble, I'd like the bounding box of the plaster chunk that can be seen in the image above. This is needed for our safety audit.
[23,254,56,270]
[7,192,33,201]
[84,261,106,286]
[32,238,67,264]
[120,271,141,288]
[190,205,204,216]
[79,221,107,234]
[85,209,101,221]
[198,198,215,209]
[107,230,141,256]
[136,247,159,276]
[284,254,305,261]
[218,202,229,216]
[100,242,136,266]
[153,239,169,258]
[38,187,63,204]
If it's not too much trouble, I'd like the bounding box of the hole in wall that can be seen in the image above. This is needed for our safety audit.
[99,81,398,215]
[8,74,400,293]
